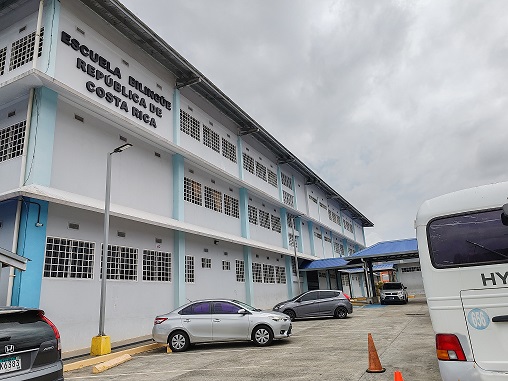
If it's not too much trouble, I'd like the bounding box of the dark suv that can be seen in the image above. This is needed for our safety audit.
[272,290,353,321]
[0,307,63,380]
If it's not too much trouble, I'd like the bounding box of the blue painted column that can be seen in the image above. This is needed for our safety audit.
[24,87,57,186]
[285,256,293,298]
[302,272,308,292]
[173,89,181,145]
[343,239,349,257]
[172,154,185,307]
[40,0,60,76]
[308,221,315,256]
[295,217,303,253]
[239,188,253,304]
[11,199,48,307]
[243,247,254,305]
[280,207,288,249]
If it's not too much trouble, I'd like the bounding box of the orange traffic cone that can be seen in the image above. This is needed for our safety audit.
[366,333,386,373]
[394,370,404,380]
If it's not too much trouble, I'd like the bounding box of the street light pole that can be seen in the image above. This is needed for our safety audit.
[92,143,132,356]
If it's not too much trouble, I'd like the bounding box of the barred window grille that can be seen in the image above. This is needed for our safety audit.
[283,190,294,207]
[180,110,200,141]
[324,236,332,243]
[203,125,220,153]
[185,255,194,283]
[267,169,278,187]
[252,262,262,283]
[309,195,318,204]
[235,259,245,282]
[100,244,138,280]
[333,242,342,254]
[222,138,237,163]
[276,266,287,284]
[341,274,350,286]
[242,153,254,174]
[271,214,281,233]
[201,257,212,268]
[184,177,202,205]
[142,250,171,281]
[0,121,26,163]
[401,266,421,272]
[287,214,295,229]
[224,194,239,218]
[281,172,292,189]
[259,210,270,229]
[291,257,297,275]
[44,237,95,278]
[9,27,44,71]
[204,186,222,212]
[0,46,7,75]
[314,231,322,240]
[347,247,354,255]
[255,161,267,181]
[319,202,328,210]
[248,205,258,224]
[222,260,231,271]
[263,264,275,283]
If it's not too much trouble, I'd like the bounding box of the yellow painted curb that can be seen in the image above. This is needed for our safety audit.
[92,354,131,374]
[63,343,165,372]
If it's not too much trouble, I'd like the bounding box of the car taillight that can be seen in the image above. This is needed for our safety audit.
[39,312,61,352]
[343,293,351,300]
[154,317,168,325]
[436,334,466,361]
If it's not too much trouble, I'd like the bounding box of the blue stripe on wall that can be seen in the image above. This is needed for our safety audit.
[11,198,48,308]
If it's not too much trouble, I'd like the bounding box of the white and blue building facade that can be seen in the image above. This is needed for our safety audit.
[0,0,373,352]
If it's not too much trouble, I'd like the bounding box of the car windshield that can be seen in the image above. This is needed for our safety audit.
[233,300,262,312]
[383,283,403,290]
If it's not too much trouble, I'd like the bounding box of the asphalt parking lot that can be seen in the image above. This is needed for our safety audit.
[64,297,441,381]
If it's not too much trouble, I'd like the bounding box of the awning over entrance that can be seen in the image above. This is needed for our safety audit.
[341,262,395,273]
[0,247,27,271]
[344,238,418,264]
[299,257,349,271]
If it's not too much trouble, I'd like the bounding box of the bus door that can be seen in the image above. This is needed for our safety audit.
[461,286,508,372]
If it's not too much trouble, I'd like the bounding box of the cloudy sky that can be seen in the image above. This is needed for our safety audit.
[121,0,508,246]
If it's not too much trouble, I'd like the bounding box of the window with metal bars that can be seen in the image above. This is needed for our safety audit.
[267,169,278,187]
[0,47,6,75]
[276,266,287,284]
[242,153,254,174]
[248,205,258,224]
[222,260,231,270]
[180,109,200,141]
[185,255,194,282]
[263,264,275,283]
[100,244,138,280]
[259,210,270,229]
[291,257,297,275]
[283,190,294,207]
[44,237,95,279]
[142,250,171,281]
[271,214,281,233]
[252,262,262,282]
[222,138,237,163]
[313,231,322,240]
[255,161,267,181]
[204,186,222,212]
[0,121,26,163]
[203,125,220,153]
[9,27,44,71]
[289,233,298,249]
[184,177,202,205]
[309,194,318,204]
[224,194,239,218]
[236,259,245,282]
[201,257,211,268]
[281,172,292,189]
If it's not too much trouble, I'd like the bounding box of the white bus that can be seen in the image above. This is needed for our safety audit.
[416,181,508,381]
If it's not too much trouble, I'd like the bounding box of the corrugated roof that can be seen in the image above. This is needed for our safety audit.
[344,238,418,263]
[341,263,395,273]
[300,257,349,270]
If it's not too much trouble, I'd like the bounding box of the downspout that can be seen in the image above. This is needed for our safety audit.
[32,0,44,70]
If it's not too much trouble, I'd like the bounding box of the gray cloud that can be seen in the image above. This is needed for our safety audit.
[122,0,508,245]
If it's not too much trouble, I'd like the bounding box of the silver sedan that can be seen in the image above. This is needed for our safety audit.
[152,299,292,352]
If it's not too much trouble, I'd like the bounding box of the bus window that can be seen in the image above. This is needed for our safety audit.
[428,208,508,268]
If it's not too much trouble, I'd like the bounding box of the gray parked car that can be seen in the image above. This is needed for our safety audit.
[152,299,292,352]
[380,282,408,304]
[272,290,352,321]
[0,307,63,381]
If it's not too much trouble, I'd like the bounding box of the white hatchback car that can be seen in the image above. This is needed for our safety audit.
[152,299,292,352]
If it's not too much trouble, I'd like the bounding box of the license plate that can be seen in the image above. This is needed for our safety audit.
[0,356,21,374]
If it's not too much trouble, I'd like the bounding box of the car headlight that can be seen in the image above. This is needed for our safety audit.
[270,316,284,321]
[397,291,404,297]
[274,304,285,310]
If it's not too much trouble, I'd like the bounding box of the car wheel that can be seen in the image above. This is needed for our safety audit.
[404,297,409,304]
[283,309,296,321]
[334,306,348,319]
[168,330,190,352]
[252,325,273,346]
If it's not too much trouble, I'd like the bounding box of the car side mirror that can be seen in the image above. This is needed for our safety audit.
[295,299,301,303]
[237,309,248,315]
[404,286,407,289]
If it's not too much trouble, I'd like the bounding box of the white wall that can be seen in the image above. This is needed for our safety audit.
[251,252,290,309]
[397,260,425,295]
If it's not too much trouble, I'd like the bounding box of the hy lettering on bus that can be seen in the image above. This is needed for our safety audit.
[481,271,508,286]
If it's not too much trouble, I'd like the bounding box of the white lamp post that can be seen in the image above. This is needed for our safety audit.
[91,143,132,356]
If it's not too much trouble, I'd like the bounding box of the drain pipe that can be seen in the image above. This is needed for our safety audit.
[32,0,44,70]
